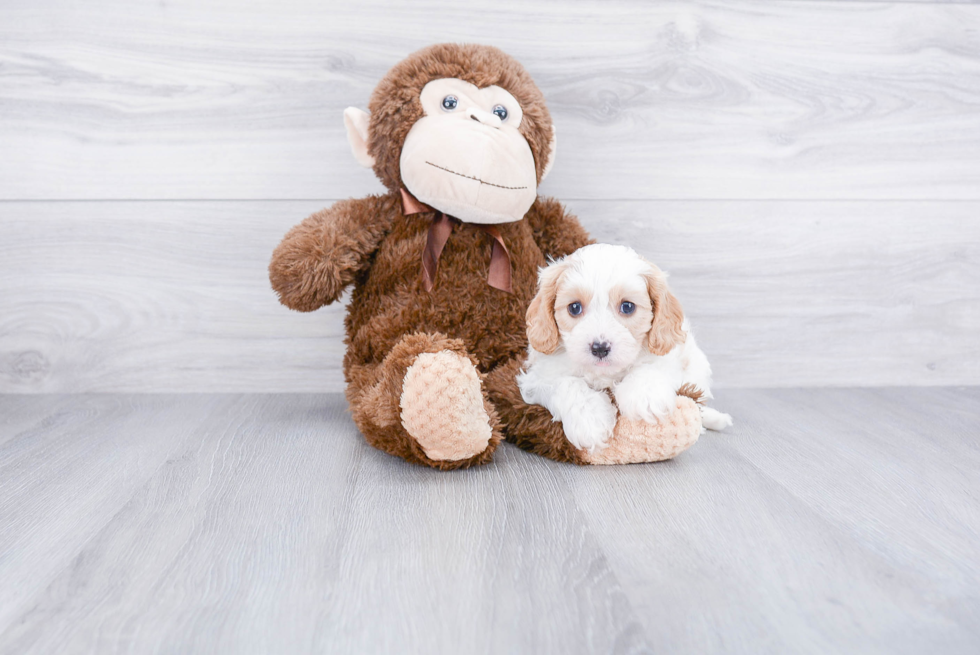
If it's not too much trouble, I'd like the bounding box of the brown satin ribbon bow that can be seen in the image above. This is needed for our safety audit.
[400,188,512,293]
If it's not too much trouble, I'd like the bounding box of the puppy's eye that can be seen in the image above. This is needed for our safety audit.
[568,302,583,317]
[620,301,636,315]
[442,95,458,111]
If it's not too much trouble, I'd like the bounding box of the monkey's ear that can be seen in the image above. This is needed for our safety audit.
[343,107,375,168]
[540,125,557,181]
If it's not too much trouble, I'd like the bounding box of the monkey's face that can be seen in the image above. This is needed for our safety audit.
[399,78,539,225]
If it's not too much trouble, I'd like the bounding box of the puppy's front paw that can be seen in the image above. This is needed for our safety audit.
[615,379,677,424]
[560,393,618,452]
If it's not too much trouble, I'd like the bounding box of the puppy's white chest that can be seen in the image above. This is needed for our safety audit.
[581,368,626,392]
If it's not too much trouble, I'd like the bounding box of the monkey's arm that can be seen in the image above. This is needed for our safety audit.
[526,196,595,260]
[269,195,395,312]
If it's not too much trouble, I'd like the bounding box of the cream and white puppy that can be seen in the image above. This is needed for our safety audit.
[517,244,732,451]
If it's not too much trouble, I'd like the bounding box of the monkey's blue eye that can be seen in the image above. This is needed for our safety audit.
[442,95,458,111]
[492,104,508,121]
[568,302,583,317]
[620,301,636,315]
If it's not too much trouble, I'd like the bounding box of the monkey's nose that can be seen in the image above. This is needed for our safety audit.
[467,107,502,128]
[591,341,611,359]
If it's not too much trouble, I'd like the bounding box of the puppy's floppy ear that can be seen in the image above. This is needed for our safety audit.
[642,260,686,356]
[526,260,568,354]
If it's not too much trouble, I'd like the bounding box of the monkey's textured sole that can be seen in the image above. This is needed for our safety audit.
[583,396,702,465]
[400,350,493,462]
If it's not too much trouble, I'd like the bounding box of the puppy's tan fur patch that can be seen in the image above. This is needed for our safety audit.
[608,283,654,344]
[526,260,570,354]
[553,284,593,334]
[640,259,686,356]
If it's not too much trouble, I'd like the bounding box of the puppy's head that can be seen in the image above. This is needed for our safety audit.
[526,244,686,373]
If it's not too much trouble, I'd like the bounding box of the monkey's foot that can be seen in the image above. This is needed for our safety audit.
[400,350,493,461]
[582,396,702,465]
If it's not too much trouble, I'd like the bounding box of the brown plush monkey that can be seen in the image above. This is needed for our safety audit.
[269,44,702,469]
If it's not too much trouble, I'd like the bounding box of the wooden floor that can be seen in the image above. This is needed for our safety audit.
[1,387,978,653]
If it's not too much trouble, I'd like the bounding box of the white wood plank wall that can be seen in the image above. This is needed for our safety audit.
[1,0,978,392]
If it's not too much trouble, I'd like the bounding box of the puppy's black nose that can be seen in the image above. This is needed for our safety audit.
[591,341,611,359]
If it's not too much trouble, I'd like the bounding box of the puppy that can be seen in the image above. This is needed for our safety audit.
[517,244,732,451]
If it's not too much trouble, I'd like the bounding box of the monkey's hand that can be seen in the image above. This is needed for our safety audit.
[269,196,394,312]
[526,196,595,260]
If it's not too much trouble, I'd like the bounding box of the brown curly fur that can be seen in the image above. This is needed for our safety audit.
[348,331,503,470]
[486,359,589,465]
[271,190,591,469]
[366,43,554,190]
[677,383,705,405]
[269,44,707,469]
[269,43,594,469]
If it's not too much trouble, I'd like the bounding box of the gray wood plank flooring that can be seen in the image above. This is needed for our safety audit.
[1,388,978,654]
[3,200,977,393]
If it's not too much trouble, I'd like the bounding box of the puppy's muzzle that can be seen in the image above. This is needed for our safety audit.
[590,341,611,359]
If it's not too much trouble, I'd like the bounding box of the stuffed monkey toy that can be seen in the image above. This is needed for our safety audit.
[269,43,703,469]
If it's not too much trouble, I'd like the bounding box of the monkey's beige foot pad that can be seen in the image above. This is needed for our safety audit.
[583,396,702,465]
[400,350,493,461]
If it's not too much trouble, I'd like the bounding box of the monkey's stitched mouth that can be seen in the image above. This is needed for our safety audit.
[425,161,528,190]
